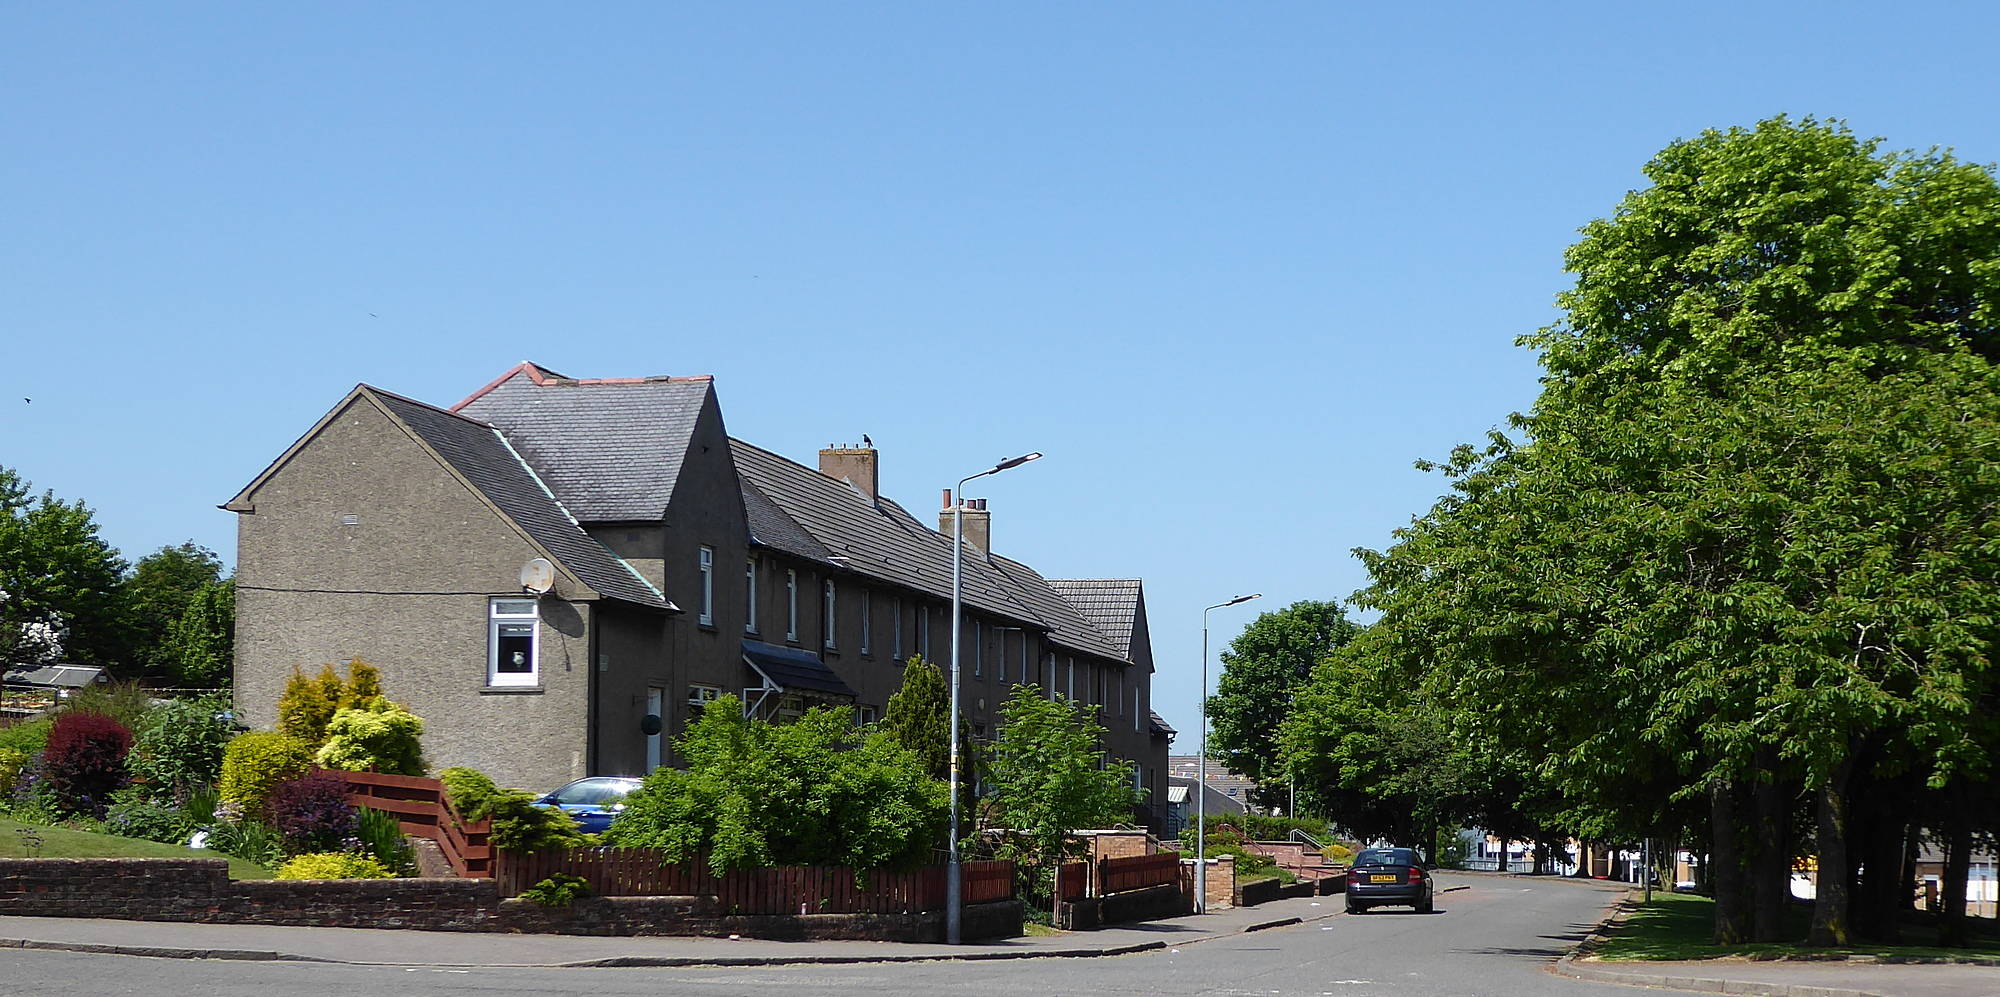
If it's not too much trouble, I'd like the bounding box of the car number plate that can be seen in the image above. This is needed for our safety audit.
[1369,874,1398,883]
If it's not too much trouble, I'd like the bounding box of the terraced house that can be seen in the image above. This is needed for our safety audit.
[226,363,1174,830]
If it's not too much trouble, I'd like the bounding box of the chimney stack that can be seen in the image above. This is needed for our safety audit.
[819,443,879,499]
[940,492,993,554]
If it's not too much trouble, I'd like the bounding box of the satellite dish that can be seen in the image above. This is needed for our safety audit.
[520,558,555,595]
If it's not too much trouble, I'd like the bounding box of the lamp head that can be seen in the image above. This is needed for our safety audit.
[993,451,1043,472]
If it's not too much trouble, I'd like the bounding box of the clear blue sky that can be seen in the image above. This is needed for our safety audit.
[5,2,1998,743]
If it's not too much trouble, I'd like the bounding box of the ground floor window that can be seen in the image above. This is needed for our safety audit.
[686,684,722,729]
[487,598,539,687]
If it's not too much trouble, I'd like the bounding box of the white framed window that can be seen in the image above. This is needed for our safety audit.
[744,558,758,633]
[1134,685,1143,732]
[697,546,715,626]
[823,580,837,649]
[860,590,872,656]
[918,606,930,657]
[893,598,904,658]
[686,683,721,729]
[1067,656,1076,700]
[487,598,540,687]
[973,619,982,678]
[1018,637,1028,684]
[856,704,879,726]
[786,569,799,641]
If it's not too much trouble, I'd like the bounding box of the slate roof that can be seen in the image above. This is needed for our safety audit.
[370,390,670,610]
[1046,579,1143,658]
[1149,711,1176,737]
[740,479,836,566]
[729,439,1039,625]
[453,363,713,522]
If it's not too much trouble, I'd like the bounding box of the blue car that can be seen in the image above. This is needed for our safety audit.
[533,776,644,834]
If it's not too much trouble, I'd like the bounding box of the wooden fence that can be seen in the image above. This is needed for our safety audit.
[335,770,492,878]
[1056,860,1090,900]
[1097,851,1181,894]
[494,848,1015,915]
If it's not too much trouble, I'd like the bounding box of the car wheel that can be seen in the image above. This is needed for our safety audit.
[1345,900,1365,914]
[1416,891,1434,914]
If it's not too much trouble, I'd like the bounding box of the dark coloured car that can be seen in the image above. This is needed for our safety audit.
[532,776,644,834]
[1345,846,1434,914]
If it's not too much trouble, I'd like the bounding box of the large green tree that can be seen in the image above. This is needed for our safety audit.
[122,542,224,676]
[1206,600,1358,807]
[161,579,235,688]
[1311,117,2000,947]
[0,467,130,669]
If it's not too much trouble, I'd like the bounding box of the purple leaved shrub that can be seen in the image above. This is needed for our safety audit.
[266,772,358,855]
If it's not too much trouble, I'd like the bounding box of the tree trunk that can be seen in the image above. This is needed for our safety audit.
[1852,781,1909,944]
[1711,779,1752,945]
[1808,754,1856,947]
[1938,780,1973,948]
[1750,754,1791,942]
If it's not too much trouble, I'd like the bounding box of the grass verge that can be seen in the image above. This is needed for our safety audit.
[1592,890,1999,963]
[1,818,273,880]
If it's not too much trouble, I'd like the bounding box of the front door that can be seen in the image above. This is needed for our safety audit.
[645,686,664,771]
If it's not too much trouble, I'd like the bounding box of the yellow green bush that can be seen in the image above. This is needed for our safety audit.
[275,852,393,880]
[314,699,424,775]
[218,731,316,816]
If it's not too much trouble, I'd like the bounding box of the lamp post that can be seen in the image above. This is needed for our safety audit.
[948,451,1042,945]
[1196,592,1260,914]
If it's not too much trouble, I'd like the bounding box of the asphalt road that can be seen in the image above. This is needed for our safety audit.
[0,874,1636,997]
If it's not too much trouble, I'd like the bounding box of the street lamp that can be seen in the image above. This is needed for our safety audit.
[948,451,1042,945]
[1196,592,1260,914]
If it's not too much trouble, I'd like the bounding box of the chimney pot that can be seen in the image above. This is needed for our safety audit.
[942,497,993,554]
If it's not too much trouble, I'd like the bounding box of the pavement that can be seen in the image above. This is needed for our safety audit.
[0,894,1336,968]
[2,875,1997,997]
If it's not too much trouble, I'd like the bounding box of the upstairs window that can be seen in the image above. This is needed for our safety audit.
[744,558,758,633]
[973,619,983,678]
[893,598,904,658]
[697,546,714,626]
[860,590,872,655]
[918,606,930,657]
[823,580,837,649]
[487,598,539,687]
[786,569,799,641]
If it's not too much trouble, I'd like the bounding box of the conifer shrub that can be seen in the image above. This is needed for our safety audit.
[43,712,131,816]
[275,665,342,748]
[337,659,384,709]
[438,766,583,853]
[218,730,316,817]
[314,699,424,775]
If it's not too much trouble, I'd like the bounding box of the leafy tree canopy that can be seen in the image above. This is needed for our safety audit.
[123,542,224,675]
[0,467,130,669]
[1206,599,1358,801]
[985,685,1140,898]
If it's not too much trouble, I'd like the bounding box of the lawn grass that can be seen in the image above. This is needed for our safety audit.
[1,818,273,880]
[1593,890,2000,963]
[1022,921,1062,937]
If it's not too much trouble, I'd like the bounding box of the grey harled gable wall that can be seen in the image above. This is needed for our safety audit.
[233,397,590,791]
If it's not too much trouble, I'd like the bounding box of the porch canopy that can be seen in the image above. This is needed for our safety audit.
[740,639,856,717]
